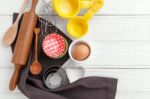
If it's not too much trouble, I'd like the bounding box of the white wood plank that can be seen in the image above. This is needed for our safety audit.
[0,91,150,99]
[82,42,150,68]
[0,92,27,99]
[1,0,150,15]
[1,16,150,68]
[116,92,150,99]
[1,16,150,42]
[100,0,150,15]
[86,16,150,42]
[0,46,13,67]
[54,16,150,42]
[1,42,150,68]
[1,68,150,92]
[0,82,21,93]
[84,69,150,92]
[0,16,12,43]
[0,0,150,99]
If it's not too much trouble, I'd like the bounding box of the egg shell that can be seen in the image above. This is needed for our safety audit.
[72,43,90,61]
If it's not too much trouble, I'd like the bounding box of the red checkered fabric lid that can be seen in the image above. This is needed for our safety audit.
[42,33,66,58]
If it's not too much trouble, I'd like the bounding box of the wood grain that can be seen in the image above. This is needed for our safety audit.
[0,0,150,98]
[1,16,150,42]
[1,0,150,15]
[0,68,150,92]
[1,41,150,68]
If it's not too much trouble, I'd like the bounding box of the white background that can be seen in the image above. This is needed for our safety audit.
[0,0,150,99]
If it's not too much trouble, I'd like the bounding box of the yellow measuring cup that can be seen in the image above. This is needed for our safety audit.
[67,0,104,38]
[52,0,91,18]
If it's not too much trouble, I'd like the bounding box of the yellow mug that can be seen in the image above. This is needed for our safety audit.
[67,0,104,38]
[52,0,91,18]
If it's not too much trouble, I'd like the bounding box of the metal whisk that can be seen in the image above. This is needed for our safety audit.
[39,0,57,36]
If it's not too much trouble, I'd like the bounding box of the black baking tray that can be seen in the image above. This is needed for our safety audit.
[11,13,72,80]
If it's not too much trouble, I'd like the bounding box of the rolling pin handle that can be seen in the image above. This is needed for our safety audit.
[9,65,22,91]
[31,0,39,11]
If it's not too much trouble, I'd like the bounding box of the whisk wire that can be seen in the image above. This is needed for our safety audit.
[39,0,57,36]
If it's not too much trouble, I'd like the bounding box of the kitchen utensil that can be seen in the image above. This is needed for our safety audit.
[43,66,69,89]
[2,0,29,46]
[38,0,57,37]
[39,1,69,59]
[30,28,42,75]
[52,0,91,18]
[67,0,104,38]
[10,0,39,91]
[69,40,91,62]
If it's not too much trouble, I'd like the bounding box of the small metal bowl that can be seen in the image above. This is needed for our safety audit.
[43,65,69,89]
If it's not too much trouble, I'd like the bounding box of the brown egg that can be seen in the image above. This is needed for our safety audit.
[72,43,90,61]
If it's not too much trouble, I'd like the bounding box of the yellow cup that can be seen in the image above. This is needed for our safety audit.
[67,0,104,38]
[52,0,91,18]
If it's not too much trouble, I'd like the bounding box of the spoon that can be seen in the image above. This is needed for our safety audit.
[67,0,104,38]
[2,0,29,46]
[30,28,42,75]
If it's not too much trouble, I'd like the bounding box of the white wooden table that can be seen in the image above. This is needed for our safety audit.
[1,0,150,99]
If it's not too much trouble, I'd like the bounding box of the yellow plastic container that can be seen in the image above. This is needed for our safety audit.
[67,0,104,38]
[52,0,91,18]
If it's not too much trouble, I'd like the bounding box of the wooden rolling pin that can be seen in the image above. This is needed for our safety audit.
[10,0,39,91]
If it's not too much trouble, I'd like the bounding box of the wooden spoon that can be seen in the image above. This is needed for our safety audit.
[9,0,39,91]
[2,0,29,46]
[30,28,42,75]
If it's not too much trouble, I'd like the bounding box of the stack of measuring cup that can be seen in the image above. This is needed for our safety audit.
[51,0,104,38]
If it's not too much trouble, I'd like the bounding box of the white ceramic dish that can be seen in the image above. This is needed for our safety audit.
[69,40,92,63]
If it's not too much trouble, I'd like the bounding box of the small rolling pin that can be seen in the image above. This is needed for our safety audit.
[10,0,39,91]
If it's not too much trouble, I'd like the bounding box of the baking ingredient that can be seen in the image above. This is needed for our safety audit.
[2,0,29,46]
[9,0,39,91]
[30,28,42,75]
[72,43,90,61]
